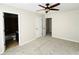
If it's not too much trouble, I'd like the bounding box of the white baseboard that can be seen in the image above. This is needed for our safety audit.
[0,46,5,55]
[19,38,37,46]
[52,35,79,43]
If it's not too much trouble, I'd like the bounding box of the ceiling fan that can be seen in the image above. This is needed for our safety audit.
[38,3,60,13]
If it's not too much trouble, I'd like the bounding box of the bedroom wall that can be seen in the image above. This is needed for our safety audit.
[0,12,5,54]
[0,4,43,54]
[45,10,79,43]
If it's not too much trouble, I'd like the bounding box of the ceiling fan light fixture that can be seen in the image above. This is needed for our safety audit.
[45,9,49,11]
[45,9,49,13]
[45,11,48,13]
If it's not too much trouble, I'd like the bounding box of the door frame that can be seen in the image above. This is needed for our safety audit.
[42,18,52,36]
[3,12,20,51]
[46,18,52,36]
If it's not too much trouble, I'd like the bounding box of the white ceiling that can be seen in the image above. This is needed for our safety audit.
[4,3,79,14]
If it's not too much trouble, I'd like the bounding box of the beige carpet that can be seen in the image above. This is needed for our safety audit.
[2,36,79,55]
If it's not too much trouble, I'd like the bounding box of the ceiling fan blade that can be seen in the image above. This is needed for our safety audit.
[50,9,59,11]
[50,3,60,8]
[38,5,46,8]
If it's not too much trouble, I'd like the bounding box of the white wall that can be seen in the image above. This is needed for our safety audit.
[0,12,5,54]
[46,10,79,43]
[0,4,43,54]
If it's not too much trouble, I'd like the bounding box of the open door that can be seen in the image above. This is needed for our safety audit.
[42,18,52,36]
[46,18,52,36]
[35,17,43,38]
[42,18,46,36]
[4,12,19,50]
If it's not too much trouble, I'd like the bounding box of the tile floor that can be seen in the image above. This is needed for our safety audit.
[2,36,79,55]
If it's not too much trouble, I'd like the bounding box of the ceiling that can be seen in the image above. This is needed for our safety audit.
[4,3,79,14]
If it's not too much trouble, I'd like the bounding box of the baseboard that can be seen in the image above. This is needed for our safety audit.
[52,35,79,43]
[19,38,37,46]
[0,46,5,55]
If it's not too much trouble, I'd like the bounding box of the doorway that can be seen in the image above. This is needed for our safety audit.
[46,18,52,36]
[4,12,19,50]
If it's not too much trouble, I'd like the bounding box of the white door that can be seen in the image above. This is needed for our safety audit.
[35,16,42,38]
[42,18,46,36]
